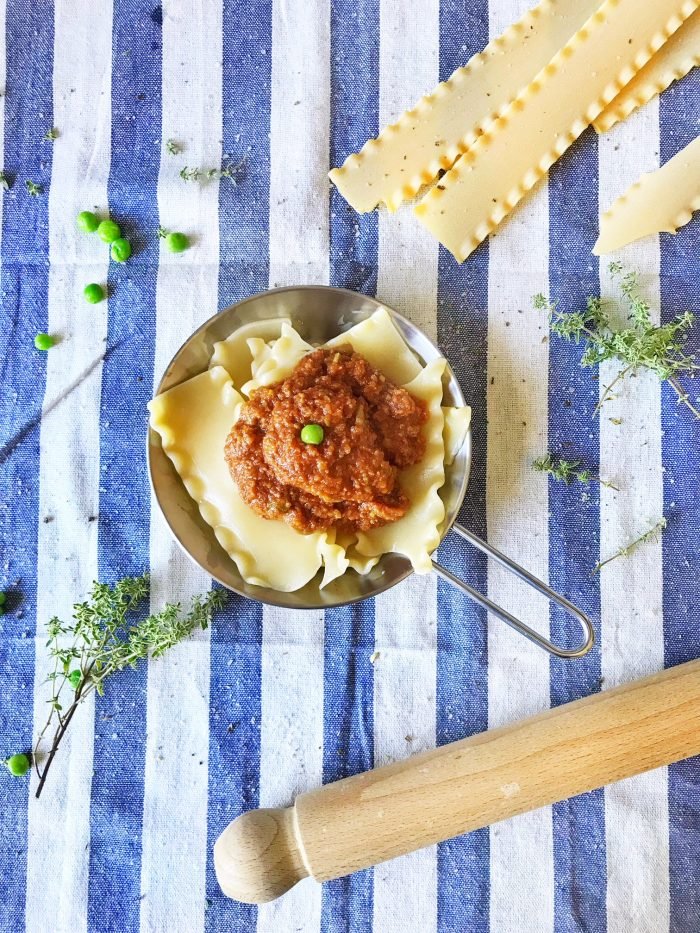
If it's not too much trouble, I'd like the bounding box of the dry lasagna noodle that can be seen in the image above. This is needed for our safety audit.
[329,0,605,213]
[414,0,699,262]
[594,133,700,254]
[594,8,700,132]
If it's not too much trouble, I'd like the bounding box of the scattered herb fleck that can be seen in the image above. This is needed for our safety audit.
[533,453,618,490]
[43,127,58,142]
[535,263,699,419]
[33,575,227,798]
[165,138,180,155]
[25,180,42,196]
[592,517,667,576]
[0,171,11,191]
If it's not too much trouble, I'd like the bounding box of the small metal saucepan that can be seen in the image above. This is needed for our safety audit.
[148,286,594,659]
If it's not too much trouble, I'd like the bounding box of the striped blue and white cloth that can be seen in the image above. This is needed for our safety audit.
[1,0,699,930]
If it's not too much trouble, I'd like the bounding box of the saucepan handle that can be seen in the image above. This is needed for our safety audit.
[432,523,595,659]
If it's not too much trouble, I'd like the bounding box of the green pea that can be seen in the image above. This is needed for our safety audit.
[97,219,121,243]
[300,423,324,445]
[0,592,6,606]
[5,753,30,777]
[83,283,105,304]
[165,231,189,253]
[110,238,132,263]
[34,333,55,351]
[68,670,82,689]
[77,210,100,233]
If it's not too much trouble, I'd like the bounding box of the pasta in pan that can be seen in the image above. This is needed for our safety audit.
[149,309,471,592]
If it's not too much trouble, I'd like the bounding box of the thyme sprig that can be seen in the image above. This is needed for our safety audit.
[179,159,245,184]
[33,574,226,798]
[535,263,699,418]
[592,517,667,576]
[533,453,618,490]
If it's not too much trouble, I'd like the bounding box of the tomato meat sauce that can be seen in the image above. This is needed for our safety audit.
[224,346,429,534]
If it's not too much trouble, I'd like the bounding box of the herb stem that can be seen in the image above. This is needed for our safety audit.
[34,664,93,799]
[668,375,700,419]
[594,364,636,415]
[591,517,667,576]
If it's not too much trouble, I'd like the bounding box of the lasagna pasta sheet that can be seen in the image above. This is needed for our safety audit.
[594,9,700,133]
[329,0,604,213]
[150,310,471,591]
[210,318,290,387]
[414,0,700,262]
[148,367,339,592]
[594,134,700,254]
[354,360,447,574]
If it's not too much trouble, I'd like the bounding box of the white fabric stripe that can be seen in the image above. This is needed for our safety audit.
[487,2,553,920]
[373,577,438,933]
[598,103,670,933]
[374,4,439,930]
[256,608,325,932]
[139,3,223,929]
[25,0,113,929]
[268,0,330,286]
[376,1,439,344]
[258,5,330,928]
[486,195,554,933]
[486,190,553,933]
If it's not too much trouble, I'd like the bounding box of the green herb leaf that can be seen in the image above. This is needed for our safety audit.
[179,158,245,185]
[25,180,42,196]
[532,453,618,490]
[43,127,58,141]
[0,171,12,191]
[535,266,699,419]
[165,138,180,155]
[179,165,202,182]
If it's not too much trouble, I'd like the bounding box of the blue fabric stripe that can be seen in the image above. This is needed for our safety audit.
[88,5,162,931]
[659,73,700,933]
[435,9,490,931]
[321,605,375,933]
[435,250,490,932]
[322,2,379,928]
[205,595,264,932]
[217,0,272,298]
[328,0,379,295]
[205,1,271,928]
[547,129,606,933]
[0,0,54,927]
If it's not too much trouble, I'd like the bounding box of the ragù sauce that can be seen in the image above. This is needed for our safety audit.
[224,346,428,534]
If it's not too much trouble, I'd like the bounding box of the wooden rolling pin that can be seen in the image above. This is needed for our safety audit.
[215,659,700,903]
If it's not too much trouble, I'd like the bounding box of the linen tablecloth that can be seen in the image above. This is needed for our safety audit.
[1,0,699,930]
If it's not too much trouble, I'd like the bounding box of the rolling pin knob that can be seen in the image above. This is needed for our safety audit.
[214,806,309,904]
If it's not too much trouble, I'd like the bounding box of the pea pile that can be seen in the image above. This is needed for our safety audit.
[34,210,191,351]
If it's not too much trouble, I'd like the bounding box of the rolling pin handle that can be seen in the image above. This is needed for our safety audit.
[214,806,309,904]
